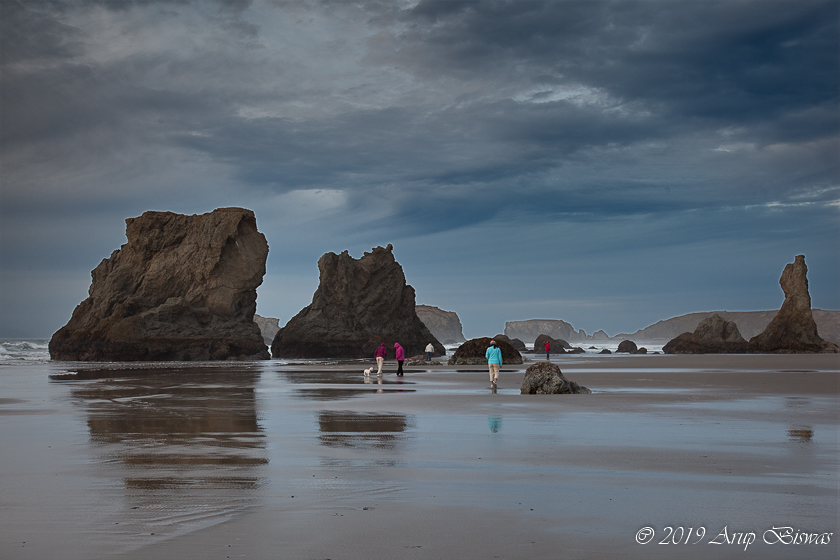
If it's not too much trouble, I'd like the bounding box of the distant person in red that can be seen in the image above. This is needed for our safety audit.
[374,342,387,376]
[394,342,405,376]
[544,339,550,360]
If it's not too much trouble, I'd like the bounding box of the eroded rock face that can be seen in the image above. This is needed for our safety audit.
[520,362,591,395]
[416,305,466,343]
[749,255,839,353]
[663,313,749,354]
[49,208,269,361]
[271,245,444,358]
[447,337,523,365]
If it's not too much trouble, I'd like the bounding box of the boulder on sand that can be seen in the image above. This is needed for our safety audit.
[271,245,445,359]
[520,362,591,395]
[663,313,749,354]
[493,334,527,352]
[448,337,523,365]
[749,255,839,353]
[616,340,638,354]
[49,208,270,361]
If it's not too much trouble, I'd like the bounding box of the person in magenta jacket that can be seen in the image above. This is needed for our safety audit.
[394,342,405,376]
[374,343,387,376]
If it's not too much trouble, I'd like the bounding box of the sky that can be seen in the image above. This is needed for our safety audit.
[1,0,838,340]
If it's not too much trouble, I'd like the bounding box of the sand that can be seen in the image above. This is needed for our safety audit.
[1,353,838,559]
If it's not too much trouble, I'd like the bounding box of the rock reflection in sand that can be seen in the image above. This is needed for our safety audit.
[787,425,814,442]
[318,411,414,451]
[57,368,267,532]
[276,369,416,400]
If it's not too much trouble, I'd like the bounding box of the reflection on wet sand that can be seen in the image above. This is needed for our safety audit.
[56,368,267,530]
[276,369,416,400]
[318,410,413,451]
[787,425,814,442]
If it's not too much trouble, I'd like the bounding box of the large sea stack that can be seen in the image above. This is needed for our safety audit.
[49,208,270,361]
[749,255,839,353]
[271,245,445,359]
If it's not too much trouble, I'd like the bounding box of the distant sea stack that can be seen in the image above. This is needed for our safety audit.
[49,208,270,361]
[662,255,838,354]
[253,314,280,346]
[749,255,838,353]
[271,245,445,358]
[415,305,466,344]
[505,319,589,342]
[663,314,749,354]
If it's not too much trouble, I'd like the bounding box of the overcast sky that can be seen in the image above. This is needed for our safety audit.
[1,0,838,340]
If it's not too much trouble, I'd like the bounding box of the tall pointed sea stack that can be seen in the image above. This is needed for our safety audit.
[749,255,838,353]
[271,244,444,358]
[49,208,270,361]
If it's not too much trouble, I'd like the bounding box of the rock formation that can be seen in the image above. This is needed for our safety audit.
[533,334,573,353]
[612,309,840,345]
[49,208,270,361]
[749,255,839,353]
[663,313,749,354]
[616,340,638,354]
[254,314,280,346]
[520,362,591,395]
[505,319,584,342]
[447,337,523,365]
[415,305,466,343]
[271,245,445,359]
[493,334,527,352]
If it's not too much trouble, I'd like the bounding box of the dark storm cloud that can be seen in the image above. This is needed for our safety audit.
[0,0,837,337]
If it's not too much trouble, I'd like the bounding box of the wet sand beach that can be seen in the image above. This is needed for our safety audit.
[1,354,838,559]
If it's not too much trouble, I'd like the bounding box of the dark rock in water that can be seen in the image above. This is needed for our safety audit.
[448,337,523,365]
[568,347,586,354]
[493,334,527,352]
[520,362,591,395]
[533,334,572,353]
[49,208,270,361]
[598,348,612,354]
[663,313,749,354]
[635,347,647,354]
[271,244,444,359]
[416,305,466,343]
[749,255,839,353]
[616,340,638,354]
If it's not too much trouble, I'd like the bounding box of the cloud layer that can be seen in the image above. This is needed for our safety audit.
[1,0,837,338]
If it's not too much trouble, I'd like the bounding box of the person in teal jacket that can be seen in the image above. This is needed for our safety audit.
[485,340,502,388]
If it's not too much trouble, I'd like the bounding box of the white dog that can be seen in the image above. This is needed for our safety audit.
[363,367,373,376]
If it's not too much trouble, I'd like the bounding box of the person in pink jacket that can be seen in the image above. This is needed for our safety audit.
[394,342,405,376]
[374,343,387,376]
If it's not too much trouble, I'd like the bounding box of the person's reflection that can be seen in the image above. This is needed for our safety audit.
[488,415,502,433]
